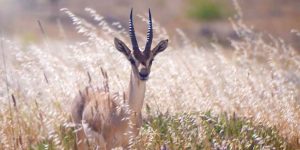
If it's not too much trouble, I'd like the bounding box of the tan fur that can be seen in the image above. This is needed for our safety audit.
[71,74,144,150]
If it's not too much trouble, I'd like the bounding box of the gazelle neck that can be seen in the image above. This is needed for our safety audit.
[127,70,146,114]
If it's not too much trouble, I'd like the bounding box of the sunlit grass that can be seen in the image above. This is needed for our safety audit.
[0,6,300,149]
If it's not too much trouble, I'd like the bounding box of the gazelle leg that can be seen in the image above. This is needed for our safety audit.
[75,128,89,150]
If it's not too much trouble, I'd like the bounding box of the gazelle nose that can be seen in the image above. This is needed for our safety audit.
[139,73,148,78]
[139,69,149,78]
[139,72,148,78]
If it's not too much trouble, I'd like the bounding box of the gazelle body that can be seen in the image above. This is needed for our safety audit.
[71,9,168,150]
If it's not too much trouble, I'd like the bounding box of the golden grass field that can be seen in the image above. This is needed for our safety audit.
[0,8,300,149]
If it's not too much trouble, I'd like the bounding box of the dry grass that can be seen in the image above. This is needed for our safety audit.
[0,7,300,149]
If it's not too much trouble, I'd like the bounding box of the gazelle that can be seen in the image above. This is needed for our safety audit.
[71,9,168,150]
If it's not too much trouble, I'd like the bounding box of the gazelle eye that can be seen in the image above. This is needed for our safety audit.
[129,58,135,65]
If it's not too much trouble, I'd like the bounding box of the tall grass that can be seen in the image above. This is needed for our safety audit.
[0,7,299,149]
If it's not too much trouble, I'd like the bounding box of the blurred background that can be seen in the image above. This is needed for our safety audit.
[0,0,300,50]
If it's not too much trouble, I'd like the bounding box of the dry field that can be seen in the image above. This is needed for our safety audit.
[0,8,300,149]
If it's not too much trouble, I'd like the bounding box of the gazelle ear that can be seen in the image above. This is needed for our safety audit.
[114,37,131,57]
[152,39,168,57]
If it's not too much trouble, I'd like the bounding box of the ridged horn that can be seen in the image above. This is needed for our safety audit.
[144,8,153,56]
[129,8,140,52]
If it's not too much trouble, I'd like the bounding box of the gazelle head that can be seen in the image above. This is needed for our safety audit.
[114,9,168,81]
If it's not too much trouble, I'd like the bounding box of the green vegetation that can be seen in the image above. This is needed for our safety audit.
[30,125,75,150]
[133,110,291,149]
[187,0,231,21]
[26,110,292,149]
